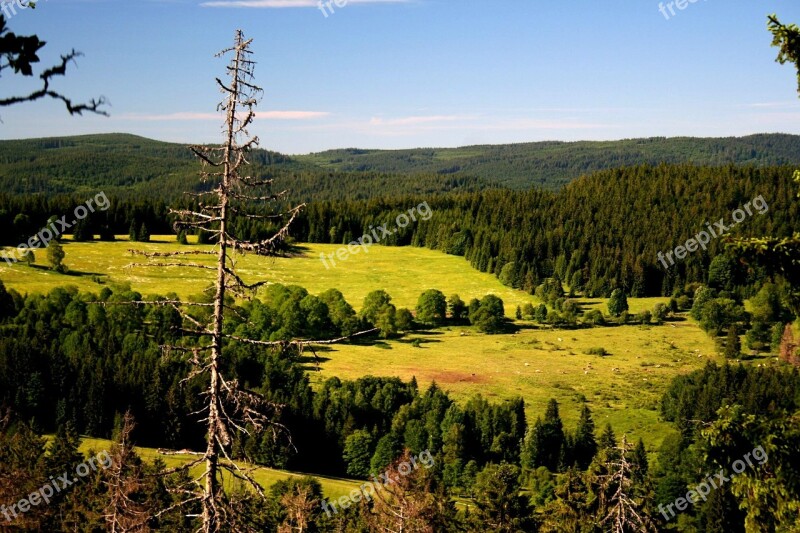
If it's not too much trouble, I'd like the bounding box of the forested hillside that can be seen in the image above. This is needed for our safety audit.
[297,134,800,189]
[0,134,485,201]
[3,133,800,198]
[296,164,799,297]
[7,163,792,297]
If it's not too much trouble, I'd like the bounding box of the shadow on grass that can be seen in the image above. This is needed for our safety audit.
[397,337,442,346]
[25,264,108,279]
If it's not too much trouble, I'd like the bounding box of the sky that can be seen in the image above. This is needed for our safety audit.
[1,0,800,154]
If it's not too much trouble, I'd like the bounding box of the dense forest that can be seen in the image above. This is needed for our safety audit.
[3,163,797,297]
[299,134,800,189]
[1,279,798,531]
[2,6,800,530]
[3,133,800,197]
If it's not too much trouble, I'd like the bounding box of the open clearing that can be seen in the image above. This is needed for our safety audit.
[6,238,726,454]
[72,437,361,500]
[306,320,718,453]
[1,237,538,315]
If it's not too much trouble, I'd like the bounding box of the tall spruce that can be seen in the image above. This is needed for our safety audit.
[573,404,598,470]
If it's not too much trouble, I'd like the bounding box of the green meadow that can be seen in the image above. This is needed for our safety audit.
[306,321,718,453]
[0,236,538,315]
[4,237,734,454]
[73,437,361,500]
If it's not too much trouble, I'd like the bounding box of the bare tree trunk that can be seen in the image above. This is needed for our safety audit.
[123,30,377,532]
[201,31,242,532]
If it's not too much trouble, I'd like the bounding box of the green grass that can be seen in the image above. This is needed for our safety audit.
[74,437,361,500]
[307,320,719,453]
[0,237,538,315]
[5,238,727,455]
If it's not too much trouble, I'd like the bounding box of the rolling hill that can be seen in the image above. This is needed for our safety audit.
[2,133,800,199]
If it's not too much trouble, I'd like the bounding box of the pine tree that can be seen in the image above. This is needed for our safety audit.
[47,240,67,273]
[724,325,741,359]
[607,289,629,317]
[573,405,598,470]
[128,220,138,242]
[137,223,150,243]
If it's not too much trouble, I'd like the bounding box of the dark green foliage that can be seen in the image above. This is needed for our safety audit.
[661,361,800,431]
[415,289,447,326]
[652,303,668,324]
[360,290,397,337]
[699,484,747,533]
[499,261,517,287]
[263,476,326,532]
[471,463,534,532]
[72,218,93,241]
[698,298,746,337]
[396,308,414,332]
[691,286,716,320]
[572,405,598,470]
[46,240,66,273]
[607,289,629,317]
[469,294,506,333]
[343,429,375,477]
[769,15,800,95]
[535,303,548,323]
[536,278,565,306]
[522,399,565,472]
[2,163,799,298]
[137,223,150,243]
[448,294,467,322]
[707,254,740,291]
[297,134,800,190]
[521,302,535,320]
[724,325,741,358]
[318,288,359,336]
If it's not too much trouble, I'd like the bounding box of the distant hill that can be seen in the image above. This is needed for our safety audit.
[2,133,800,199]
[296,134,800,189]
[0,134,485,202]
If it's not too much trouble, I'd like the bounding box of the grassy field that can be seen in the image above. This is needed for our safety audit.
[306,320,720,453]
[0,236,537,316]
[4,237,739,456]
[72,437,361,500]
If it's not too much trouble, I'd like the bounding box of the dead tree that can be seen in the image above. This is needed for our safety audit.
[0,14,108,115]
[599,435,657,533]
[103,412,151,533]
[123,30,375,532]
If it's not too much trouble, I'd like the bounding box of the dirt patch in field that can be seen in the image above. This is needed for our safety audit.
[428,370,489,384]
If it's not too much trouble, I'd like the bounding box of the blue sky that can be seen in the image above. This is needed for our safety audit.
[1,0,800,153]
